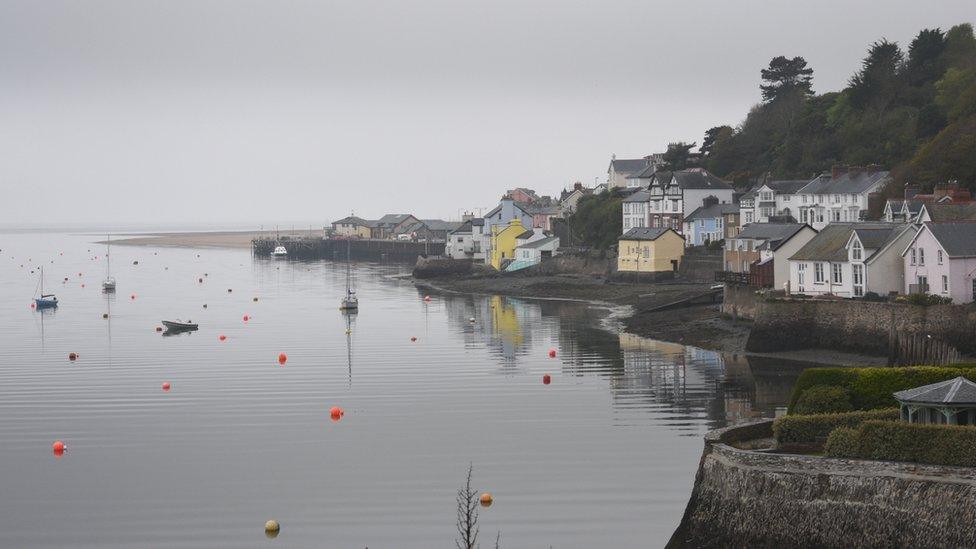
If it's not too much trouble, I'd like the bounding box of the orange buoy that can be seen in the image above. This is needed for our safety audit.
[243,314,250,322]
[330,406,344,421]
[479,493,493,507]
[219,335,226,342]
[543,374,551,385]
[130,293,136,300]
[548,349,557,358]
[410,336,417,342]
[52,440,66,456]
[162,382,171,391]
[68,352,77,361]
[423,295,431,302]
[80,283,85,288]
[156,326,163,332]
[278,353,287,365]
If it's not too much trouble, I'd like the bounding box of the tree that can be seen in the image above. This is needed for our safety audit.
[905,28,947,86]
[760,56,814,102]
[455,464,479,549]
[661,141,696,170]
[909,114,976,188]
[700,126,733,157]
[848,39,904,111]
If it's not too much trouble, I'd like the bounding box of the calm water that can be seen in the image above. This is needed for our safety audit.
[0,231,808,548]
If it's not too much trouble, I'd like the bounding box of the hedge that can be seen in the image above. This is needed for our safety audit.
[792,385,854,415]
[825,420,976,467]
[773,408,900,445]
[787,366,976,413]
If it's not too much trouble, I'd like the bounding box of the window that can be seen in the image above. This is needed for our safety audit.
[832,263,842,285]
[802,195,808,204]
[918,275,928,292]
[814,262,825,283]
[919,248,925,266]
[910,248,917,265]
[816,211,824,223]
[852,240,862,260]
[831,210,841,222]
[938,250,943,265]
[852,264,864,297]
[797,263,806,285]
[783,195,791,202]
[942,275,949,294]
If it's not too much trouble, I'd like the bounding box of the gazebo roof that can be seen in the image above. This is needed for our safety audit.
[893,377,976,406]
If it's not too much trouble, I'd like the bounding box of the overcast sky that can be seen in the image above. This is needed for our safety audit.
[1,0,973,228]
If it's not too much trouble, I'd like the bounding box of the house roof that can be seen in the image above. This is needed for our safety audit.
[797,170,890,195]
[684,203,739,222]
[735,223,807,246]
[789,224,855,261]
[375,214,415,227]
[518,236,559,249]
[333,216,372,227]
[923,203,976,222]
[623,189,651,203]
[420,219,463,232]
[610,158,650,174]
[627,163,659,180]
[894,377,976,406]
[671,169,733,190]
[515,229,536,240]
[618,227,678,241]
[923,222,976,258]
[450,220,474,235]
[523,204,561,215]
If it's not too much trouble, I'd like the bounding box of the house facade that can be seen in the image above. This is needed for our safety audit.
[723,223,810,274]
[445,218,486,260]
[739,179,807,225]
[332,216,373,238]
[793,167,891,230]
[607,155,656,188]
[623,169,735,233]
[489,218,528,270]
[901,222,976,303]
[788,223,913,297]
[508,235,560,272]
[682,202,739,246]
[558,182,592,215]
[616,227,684,274]
[483,198,535,265]
[370,214,420,239]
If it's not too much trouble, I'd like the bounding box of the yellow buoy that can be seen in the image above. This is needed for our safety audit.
[264,519,280,538]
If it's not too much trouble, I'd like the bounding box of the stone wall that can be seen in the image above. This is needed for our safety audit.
[412,256,472,278]
[746,298,976,356]
[668,420,976,548]
[678,247,723,283]
[525,250,613,278]
[721,284,763,320]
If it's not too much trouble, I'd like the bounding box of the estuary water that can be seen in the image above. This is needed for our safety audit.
[0,231,809,548]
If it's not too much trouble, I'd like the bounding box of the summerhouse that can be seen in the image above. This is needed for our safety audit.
[893,376,976,426]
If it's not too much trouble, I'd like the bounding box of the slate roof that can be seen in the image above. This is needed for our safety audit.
[672,169,734,190]
[797,171,890,195]
[627,163,659,180]
[515,229,536,240]
[618,227,676,241]
[523,204,561,215]
[789,224,855,262]
[894,377,976,405]
[923,203,976,222]
[623,189,652,203]
[375,214,415,227]
[684,203,739,222]
[333,216,372,226]
[518,236,559,249]
[450,220,474,235]
[735,223,808,251]
[766,179,810,194]
[924,222,976,258]
[611,158,650,174]
[420,219,463,232]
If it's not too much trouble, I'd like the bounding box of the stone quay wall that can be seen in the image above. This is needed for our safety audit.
[668,420,976,548]
[745,298,976,356]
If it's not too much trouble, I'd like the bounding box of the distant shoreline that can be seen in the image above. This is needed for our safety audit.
[99,229,326,249]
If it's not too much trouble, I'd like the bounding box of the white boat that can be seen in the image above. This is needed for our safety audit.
[339,240,358,310]
[102,234,116,292]
[34,266,58,309]
[271,245,288,257]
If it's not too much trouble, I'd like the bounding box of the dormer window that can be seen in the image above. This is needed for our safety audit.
[852,239,863,261]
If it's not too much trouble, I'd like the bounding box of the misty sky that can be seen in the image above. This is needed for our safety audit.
[1,1,973,227]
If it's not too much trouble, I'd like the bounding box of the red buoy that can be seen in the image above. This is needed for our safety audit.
[548,349,557,358]
[423,295,431,302]
[543,374,551,385]
[30,302,35,309]
[278,353,287,365]
[243,314,250,322]
[52,440,66,456]
[68,352,77,361]
[198,278,203,283]
[330,406,344,421]
[162,382,171,391]
[156,326,163,332]
[219,335,226,342]
[81,283,85,288]
[78,272,82,277]
[130,293,136,300]
[410,336,417,342]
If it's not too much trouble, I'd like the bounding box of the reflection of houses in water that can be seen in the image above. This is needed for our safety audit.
[442,294,551,366]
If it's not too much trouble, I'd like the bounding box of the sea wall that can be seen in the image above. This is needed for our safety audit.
[746,298,976,356]
[668,420,976,548]
[720,284,762,320]
[252,238,444,262]
[412,256,472,278]
[526,250,612,278]
[678,247,723,283]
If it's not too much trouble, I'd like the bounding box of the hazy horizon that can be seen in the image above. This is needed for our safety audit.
[2,0,973,226]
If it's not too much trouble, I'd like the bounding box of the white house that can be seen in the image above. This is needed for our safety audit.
[901,222,976,303]
[445,218,486,260]
[739,179,807,225]
[625,168,735,233]
[916,203,976,224]
[509,236,560,271]
[723,223,814,282]
[788,223,914,297]
[794,167,891,230]
[607,155,653,188]
[622,189,651,232]
[883,199,925,223]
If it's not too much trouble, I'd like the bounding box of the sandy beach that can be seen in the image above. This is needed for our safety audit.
[101,229,325,249]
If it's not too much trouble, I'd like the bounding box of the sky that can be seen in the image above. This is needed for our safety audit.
[1,0,974,228]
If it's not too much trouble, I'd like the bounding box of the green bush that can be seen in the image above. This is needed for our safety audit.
[898,293,954,306]
[774,408,899,445]
[792,385,854,415]
[788,366,976,413]
[825,420,976,467]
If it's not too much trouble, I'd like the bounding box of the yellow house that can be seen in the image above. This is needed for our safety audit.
[332,216,373,238]
[617,227,685,273]
[489,218,528,270]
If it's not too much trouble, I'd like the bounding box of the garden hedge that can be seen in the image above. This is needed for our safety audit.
[792,385,854,415]
[773,408,900,445]
[787,366,976,413]
[825,420,976,467]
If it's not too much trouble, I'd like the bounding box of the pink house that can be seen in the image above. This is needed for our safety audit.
[902,222,976,303]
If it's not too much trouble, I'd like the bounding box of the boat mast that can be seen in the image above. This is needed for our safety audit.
[346,239,351,295]
[106,235,111,279]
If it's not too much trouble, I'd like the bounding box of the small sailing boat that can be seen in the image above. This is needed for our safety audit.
[102,235,116,292]
[339,240,358,310]
[271,245,288,257]
[35,266,58,309]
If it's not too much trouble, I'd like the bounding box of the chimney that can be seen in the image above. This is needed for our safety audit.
[574,181,583,191]
[831,165,848,179]
[703,195,719,208]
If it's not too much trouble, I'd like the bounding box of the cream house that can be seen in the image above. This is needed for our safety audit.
[616,227,684,275]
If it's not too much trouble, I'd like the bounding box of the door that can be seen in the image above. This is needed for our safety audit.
[917,275,928,293]
[852,264,864,297]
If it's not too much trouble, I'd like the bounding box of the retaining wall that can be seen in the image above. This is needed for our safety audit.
[668,420,976,548]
